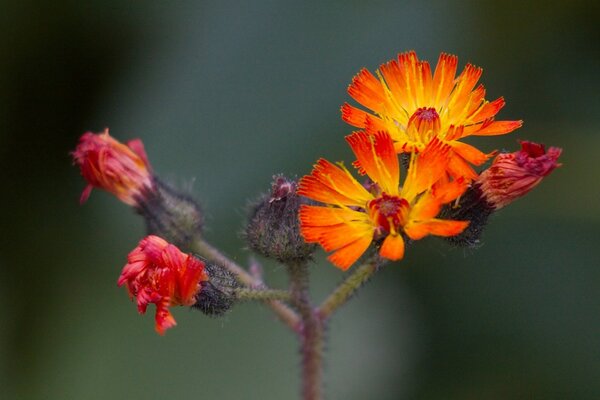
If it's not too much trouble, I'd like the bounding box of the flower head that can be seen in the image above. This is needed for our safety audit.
[117,235,208,334]
[341,51,523,180]
[477,140,562,209]
[72,128,154,206]
[298,129,469,270]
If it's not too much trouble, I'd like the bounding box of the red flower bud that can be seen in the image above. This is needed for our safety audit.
[477,141,562,209]
[117,235,208,335]
[72,128,154,206]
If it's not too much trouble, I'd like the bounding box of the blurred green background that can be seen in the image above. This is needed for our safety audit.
[1,1,599,399]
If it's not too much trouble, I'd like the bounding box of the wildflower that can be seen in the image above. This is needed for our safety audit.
[477,140,562,209]
[72,128,153,206]
[298,129,469,270]
[117,235,208,334]
[341,51,523,180]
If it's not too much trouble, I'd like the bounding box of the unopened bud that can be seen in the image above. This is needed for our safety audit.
[193,261,239,316]
[245,175,315,263]
[72,128,154,207]
[441,140,562,247]
[477,141,562,209]
[136,179,204,251]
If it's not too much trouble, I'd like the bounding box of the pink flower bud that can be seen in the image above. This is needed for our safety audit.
[477,141,562,209]
[72,128,154,206]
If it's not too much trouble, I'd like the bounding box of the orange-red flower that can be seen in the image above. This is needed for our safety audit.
[341,51,523,180]
[298,129,469,270]
[72,128,153,206]
[117,235,208,335]
[477,141,562,209]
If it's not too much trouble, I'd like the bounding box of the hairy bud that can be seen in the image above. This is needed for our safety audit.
[136,179,204,251]
[193,261,239,316]
[245,175,315,263]
[439,183,494,247]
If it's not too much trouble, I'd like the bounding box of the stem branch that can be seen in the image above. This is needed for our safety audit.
[235,288,291,301]
[317,258,382,321]
[190,237,300,331]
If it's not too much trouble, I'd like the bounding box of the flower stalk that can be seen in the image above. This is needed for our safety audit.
[318,257,382,321]
[287,261,323,400]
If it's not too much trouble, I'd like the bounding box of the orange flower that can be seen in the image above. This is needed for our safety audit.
[477,141,562,209]
[72,128,153,206]
[341,51,523,180]
[117,235,208,335]
[298,130,469,270]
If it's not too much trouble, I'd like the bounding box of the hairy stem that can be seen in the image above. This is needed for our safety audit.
[190,237,300,331]
[288,262,323,400]
[317,258,382,321]
[235,288,291,301]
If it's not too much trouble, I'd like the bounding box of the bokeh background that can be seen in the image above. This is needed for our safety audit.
[1,1,599,399]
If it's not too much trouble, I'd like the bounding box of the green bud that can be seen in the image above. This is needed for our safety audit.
[244,175,315,263]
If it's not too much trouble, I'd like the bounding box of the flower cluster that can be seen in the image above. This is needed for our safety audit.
[71,50,562,335]
[298,51,561,269]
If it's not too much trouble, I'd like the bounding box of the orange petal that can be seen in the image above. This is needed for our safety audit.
[447,63,483,114]
[464,119,523,136]
[446,154,478,181]
[408,192,443,220]
[431,177,468,204]
[405,219,469,240]
[298,159,371,206]
[341,103,371,128]
[450,141,491,166]
[402,138,450,200]
[327,235,373,270]
[379,234,405,261]
[345,130,399,195]
[432,52,458,108]
[470,97,505,122]
[299,205,367,227]
[317,221,374,252]
[347,68,387,113]
[379,52,416,111]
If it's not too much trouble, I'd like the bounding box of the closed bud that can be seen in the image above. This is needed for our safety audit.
[477,140,562,209]
[193,261,239,316]
[245,175,315,263]
[136,179,204,251]
[441,140,562,247]
[72,128,154,207]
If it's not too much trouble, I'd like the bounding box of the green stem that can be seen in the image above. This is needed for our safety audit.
[235,288,291,302]
[317,258,382,321]
[190,237,300,331]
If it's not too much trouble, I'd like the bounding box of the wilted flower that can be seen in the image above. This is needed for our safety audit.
[298,129,469,270]
[72,128,153,206]
[117,235,208,334]
[342,51,522,180]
